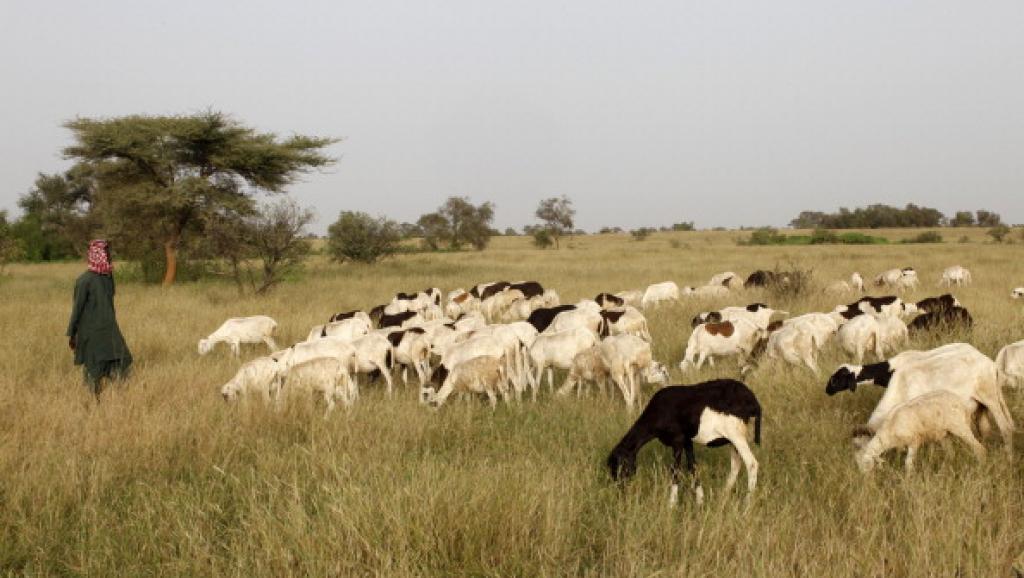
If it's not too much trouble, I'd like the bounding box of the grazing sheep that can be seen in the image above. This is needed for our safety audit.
[385,328,431,386]
[836,314,907,364]
[556,346,612,398]
[220,356,282,403]
[427,355,508,408]
[765,321,823,374]
[607,379,761,506]
[679,318,766,372]
[834,295,910,320]
[824,343,979,396]
[319,317,372,341]
[278,357,355,414]
[600,334,669,408]
[350,333,396,394]
[939,266,972,287]
[597,306,652,341]
[850,272,865,292]
[708,271,741,289]
[526,327,599,398]
[854,391,986,473]
[830,344,1014,452]
[995,339,1024,387]
[641,281,681,308]
[915,294,961,314]
[907,307,973,335]
[1013,287,1024,299]
[199,316,279,357]
[546,307,603,335]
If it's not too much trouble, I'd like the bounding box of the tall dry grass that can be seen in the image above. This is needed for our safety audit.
[1,230,1023,577]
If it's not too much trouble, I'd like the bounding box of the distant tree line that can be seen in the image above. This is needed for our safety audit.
[789,204,1004,229]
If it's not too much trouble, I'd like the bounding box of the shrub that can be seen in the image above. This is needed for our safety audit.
[809,228,839,244]
[532,228,554,249]
[988,225,1011,243]
[327,211,401,264]
[743,227,788,245]
[630,228,656,241]
[671,222,695,231]
[902,231,943,244]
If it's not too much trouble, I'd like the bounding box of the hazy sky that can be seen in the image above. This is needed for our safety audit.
[2,1,1023,232]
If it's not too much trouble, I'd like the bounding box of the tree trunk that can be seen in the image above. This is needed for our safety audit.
[162,231,180,286]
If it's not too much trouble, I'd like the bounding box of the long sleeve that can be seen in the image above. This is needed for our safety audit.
[66,276,88,337]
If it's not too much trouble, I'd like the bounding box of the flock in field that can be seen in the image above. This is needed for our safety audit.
[202,265,1024,505]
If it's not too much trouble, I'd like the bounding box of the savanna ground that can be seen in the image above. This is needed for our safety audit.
[2,228,1023,577]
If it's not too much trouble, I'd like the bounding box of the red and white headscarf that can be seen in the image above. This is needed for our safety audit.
[87,239,112,275]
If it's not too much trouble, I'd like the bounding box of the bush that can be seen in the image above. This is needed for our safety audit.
[988,225,1011,243]
[630,228,656,241]
[671,222,695,231]
[532,228,554,249]
[742,228,788,245]
[327,211,401,264]
[902,231,943,244]
[809,228,839,244]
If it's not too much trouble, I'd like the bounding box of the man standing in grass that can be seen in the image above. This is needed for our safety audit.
[67,240,132,398]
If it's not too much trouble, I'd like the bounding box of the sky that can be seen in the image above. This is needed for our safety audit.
[2,0,1023,232]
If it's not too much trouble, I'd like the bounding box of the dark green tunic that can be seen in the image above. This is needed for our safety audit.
[67,271,132,385]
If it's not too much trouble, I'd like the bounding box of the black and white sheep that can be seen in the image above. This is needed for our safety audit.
[607,379,762,506]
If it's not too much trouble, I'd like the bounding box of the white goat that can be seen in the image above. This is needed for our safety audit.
[220,356,282,402]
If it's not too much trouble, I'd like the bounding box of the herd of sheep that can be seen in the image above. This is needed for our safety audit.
[200,266,1024,506]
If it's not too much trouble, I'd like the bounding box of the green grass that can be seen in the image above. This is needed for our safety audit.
[1,230,1023,576]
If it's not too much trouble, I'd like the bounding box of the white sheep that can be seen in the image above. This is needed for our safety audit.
[1013,288,1024,299]
[427,355,508,408]
[939,265,972,287]
[199,316,279,357]
[995,339,1024,387]
[600,334,669,408]
[556,346,612,398]
[836,314,907,364]
[220,356,282,403]
[854,391,986,472]
[527,327,599,398]
[278,356,355,414]
[679,318,766,372]
[641,281,680,308]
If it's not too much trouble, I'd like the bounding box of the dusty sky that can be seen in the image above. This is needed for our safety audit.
[2,0,1023,232]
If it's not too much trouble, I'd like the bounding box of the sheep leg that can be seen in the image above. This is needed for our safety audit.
[669,440,696,507]
[904,445,918,472]
[949,422,988,461]
[546,367,554,392]
[556,374,576,397]
[263,337,279,352]
[695,352,707,370]
[732,437,759,495]
[231,341,241,357]
[725,445,742,493]
[378,361,394,395]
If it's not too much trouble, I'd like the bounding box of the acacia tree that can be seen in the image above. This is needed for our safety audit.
[63,112,335,285]
[327,211,401,264]
[535,196,574,248]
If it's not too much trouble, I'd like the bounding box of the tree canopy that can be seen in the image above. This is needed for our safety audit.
[62,112,336,285]
[416,197,494,251]
[534,196,575,248]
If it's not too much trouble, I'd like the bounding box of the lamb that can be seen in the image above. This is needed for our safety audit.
[678,318,766,372]
[641,281,680,308]
[277,357,355,414]
[220,356,282,403]
[556,346,612,398]
[427,355,508,408]
[995,339,1024,387]
[853,391,986,472]
[199,316,279,356]
[607,379,761,506]
[939,265,972,287]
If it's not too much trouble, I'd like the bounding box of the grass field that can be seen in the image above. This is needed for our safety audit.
[2,229,1023,577]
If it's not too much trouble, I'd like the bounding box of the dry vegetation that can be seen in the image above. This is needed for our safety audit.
[1,229,1023,576]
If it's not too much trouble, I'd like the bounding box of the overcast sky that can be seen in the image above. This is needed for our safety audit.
[2,1,1023,232]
